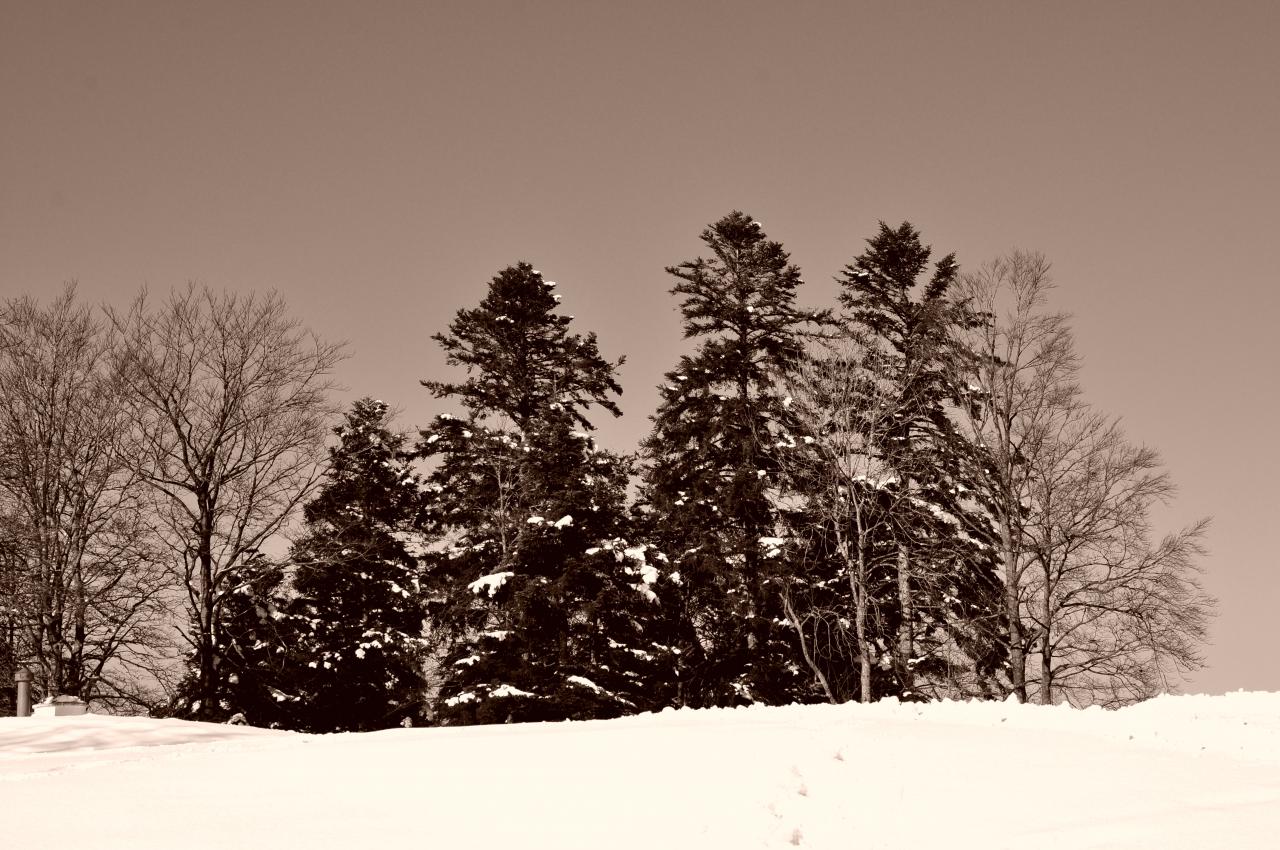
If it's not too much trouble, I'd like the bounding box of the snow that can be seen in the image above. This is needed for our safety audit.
[466,571,514,597]
[444,691,476,706]
[566,675,605,694]
[4,693,1280,848]
[759,536,786,559]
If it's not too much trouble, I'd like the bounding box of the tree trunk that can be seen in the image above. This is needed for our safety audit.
[855,540,872,703]
[1039,562,1053,704]
[896,541,913,695]
[781,590,835,704]
[999,519,1027,702]
[198,527,217,719]
[70,548,87,699]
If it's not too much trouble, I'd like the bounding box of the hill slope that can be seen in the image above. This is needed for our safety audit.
[3,693,1279,848]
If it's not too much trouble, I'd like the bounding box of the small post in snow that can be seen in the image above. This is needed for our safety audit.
[14,667,32,717]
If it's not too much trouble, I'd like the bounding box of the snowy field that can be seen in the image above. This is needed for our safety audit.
[3,693,1279,849]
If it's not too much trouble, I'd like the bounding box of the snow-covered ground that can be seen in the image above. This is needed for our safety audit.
[3,693,1279,849]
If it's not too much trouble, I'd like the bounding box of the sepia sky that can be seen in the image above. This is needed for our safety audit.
[3,0,1277,695]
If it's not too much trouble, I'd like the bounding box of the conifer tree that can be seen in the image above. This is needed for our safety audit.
[160,553,295,725]
[640,212,831,708]
[836,222,1004,698]
[420,263,667,724]
[285,398,428,732]
[424,264,621,432]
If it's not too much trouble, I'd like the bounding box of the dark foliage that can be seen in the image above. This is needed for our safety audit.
[420,265,667,724]
[837,222,1005,697]
[640,212,833,707]
[285,398,428,732]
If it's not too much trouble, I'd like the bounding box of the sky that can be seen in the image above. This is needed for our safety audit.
[2,0,1277,695]
[5,694,1280,847]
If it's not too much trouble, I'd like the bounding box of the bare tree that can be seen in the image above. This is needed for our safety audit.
[0,285,171,706]
[110,284,345,718]
[949,251,1077,700]
[953,252,1214,706]
[1023,407,1213,706]
[777,338,912,703]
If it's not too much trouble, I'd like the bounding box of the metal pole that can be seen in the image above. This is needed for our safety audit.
[14,667,32,717]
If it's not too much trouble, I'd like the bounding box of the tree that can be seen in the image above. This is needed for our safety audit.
[776,338,913,703]
[285,398,428,731]
[1023,405,1213,706]
[420,264,665,723]
[836,222,1004,699]
[111,284,345,720]
[161,552,295,725]
[1,543,17,715]
[425,264,621,433]
[949,251,1078,701]
[640,211,832,707]
[952,252,1214,705]
[0,285,170,707]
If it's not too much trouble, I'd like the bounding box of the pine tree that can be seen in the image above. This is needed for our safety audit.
[836,222,1004,698]
[285,398,428,732]
[420,263,667,724]
[640,212,832,708]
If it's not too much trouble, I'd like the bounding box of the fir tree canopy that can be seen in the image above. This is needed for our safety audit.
[422,263,622,431]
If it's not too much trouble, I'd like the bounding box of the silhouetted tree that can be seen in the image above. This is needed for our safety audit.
[640,212,832,707]
[112,285,345,720]
[951,252,1214,706]
[0,285,169,706]
[836,223,1003,698]
[420,264,666,723]
[161,553,294,725]
[286,398,428,731]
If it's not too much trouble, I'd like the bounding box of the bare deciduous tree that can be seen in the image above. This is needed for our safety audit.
[1023,407,1213,706]
[953,252,1214,706]
[950,251,1076,701]
[0,285,171,706]
[111,284,345,718]
[778,338,905,703]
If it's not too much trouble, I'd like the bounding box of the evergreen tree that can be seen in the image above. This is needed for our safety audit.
[640,211,831,708]
[159,552,295,725]
[424,263,621,432]
[420,264,667,724]
[285,398,428,732]
[836,222,1004,698]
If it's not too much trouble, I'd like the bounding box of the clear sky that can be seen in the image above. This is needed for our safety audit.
[3,0,1276,695]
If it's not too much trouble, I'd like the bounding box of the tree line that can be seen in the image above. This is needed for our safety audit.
[0,213,1213,727]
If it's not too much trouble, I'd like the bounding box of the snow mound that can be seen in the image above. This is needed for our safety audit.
[0,712,292,756]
